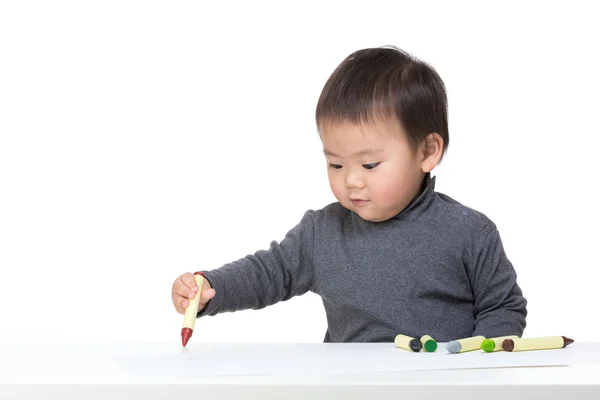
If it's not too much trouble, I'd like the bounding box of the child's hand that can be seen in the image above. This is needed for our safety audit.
[172,272,216,315]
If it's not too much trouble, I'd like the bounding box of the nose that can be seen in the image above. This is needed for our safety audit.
[344,167,365,189]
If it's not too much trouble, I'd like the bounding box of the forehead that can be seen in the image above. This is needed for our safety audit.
[320,119,406,156]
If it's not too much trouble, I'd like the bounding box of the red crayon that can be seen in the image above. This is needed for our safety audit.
[181,272,205,346]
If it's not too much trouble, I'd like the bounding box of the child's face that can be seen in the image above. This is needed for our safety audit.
[321,119,426,222]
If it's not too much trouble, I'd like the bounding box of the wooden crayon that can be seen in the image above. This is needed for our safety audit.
[395,334,422,352]
[420,335,438,352]
[446,335,486,353]
[502,336,574,352]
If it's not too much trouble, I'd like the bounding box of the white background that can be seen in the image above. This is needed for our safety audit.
[1,1,598,345]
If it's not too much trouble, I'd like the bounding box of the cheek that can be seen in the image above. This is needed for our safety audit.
[327,172,345,198]
[369,170,407,201]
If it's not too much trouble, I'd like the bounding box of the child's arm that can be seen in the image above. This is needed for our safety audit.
[469,227,527,337]
[197,210,316,317]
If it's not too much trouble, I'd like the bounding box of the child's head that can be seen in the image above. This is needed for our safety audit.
[315,46,449,222]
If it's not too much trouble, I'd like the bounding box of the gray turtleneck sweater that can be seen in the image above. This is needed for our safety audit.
[199,175,527,342]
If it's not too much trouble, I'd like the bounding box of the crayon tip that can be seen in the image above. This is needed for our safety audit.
[446,341,461,354]
[562,336,574,347]
[502,339,515,352]
[481,339,495,353]
[423,339,437,352]
[409,339,422,352]
[181,327,193,347]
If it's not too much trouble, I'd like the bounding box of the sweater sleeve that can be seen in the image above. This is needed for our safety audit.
[197,210,316,317]
[470,227,528,337]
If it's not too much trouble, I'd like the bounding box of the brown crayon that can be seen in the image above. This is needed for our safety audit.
[502,336,574,352]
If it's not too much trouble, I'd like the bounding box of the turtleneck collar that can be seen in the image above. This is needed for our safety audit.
[392,172,436,220]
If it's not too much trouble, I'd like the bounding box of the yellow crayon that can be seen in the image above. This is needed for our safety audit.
[394,334,422,352]
[503,336,574,352]
[420,335,438,352]
[446,335,486,353]
[481,335,520,352]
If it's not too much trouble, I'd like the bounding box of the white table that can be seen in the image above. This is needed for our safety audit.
[1,342,599,399]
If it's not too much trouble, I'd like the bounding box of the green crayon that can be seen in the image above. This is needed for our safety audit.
[420,335,437,352]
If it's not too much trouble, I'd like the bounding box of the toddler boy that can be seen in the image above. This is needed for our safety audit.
[171,46,527,342]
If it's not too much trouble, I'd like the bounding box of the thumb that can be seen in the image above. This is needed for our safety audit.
[198,288,216,309]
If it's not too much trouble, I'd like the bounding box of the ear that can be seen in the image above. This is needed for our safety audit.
[420,133,444,173]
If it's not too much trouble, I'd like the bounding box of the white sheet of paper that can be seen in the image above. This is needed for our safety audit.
[111,343,600,378]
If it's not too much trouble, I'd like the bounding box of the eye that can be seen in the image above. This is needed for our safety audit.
[362,162,380,170]
[328,163,342,170]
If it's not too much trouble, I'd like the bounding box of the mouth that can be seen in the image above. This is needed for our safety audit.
[351,199,370,207]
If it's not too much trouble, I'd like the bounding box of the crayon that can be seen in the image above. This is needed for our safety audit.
[502,336,574,352]
[394,333,422,352]
[481,335,520,352]
[446,335,486,354]
[181,272,205,347]
[420,335,438,352]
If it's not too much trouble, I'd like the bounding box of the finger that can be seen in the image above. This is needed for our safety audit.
[172,292,186,307]
[179,296,205,314]
[177,274,200,299]
[175,290,213,314]
[180,272,199,292]
[179,297,189,311]
[172,284,194,301]
[172,275,190,295]
[172,292,187,314]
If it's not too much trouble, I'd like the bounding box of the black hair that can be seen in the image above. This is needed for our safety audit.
[316,46,449,158]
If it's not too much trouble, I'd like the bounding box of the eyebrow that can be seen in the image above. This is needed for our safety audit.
[323,148,384,157]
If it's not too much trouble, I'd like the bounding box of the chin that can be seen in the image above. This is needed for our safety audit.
[355,210,388,223]
[366,216,389,223]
